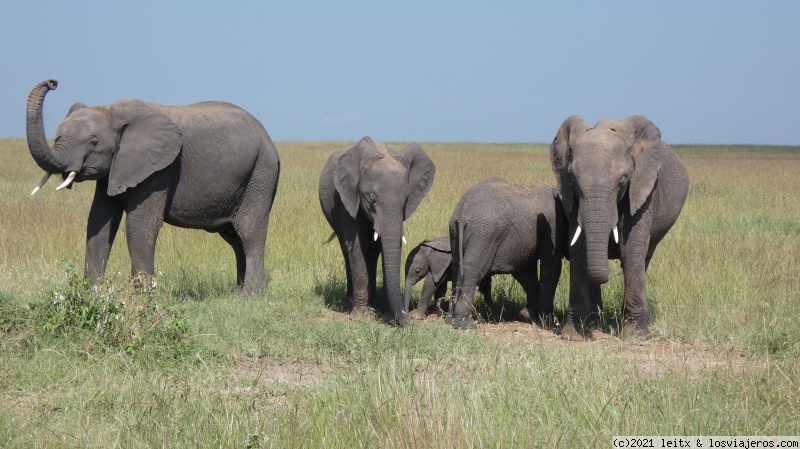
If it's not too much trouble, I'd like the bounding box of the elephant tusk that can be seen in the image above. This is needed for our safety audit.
[374,231,379,242]
[56,171,77,191]
[402,236,407,245]
[613,226,619,244]
[30,172,52,196]
[570,225,582,246]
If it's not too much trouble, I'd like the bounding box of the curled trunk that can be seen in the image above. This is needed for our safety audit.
[26,79,65,174]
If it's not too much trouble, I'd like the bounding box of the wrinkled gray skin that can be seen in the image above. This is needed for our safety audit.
[448,179,568,330]
[319,137,435,325]
[550,115,689,340]
[404,237,492,320]
[26,80,281,293]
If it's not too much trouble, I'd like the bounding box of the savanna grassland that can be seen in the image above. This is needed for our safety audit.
[1,138,799,447]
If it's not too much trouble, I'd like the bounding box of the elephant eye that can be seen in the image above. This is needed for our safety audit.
[90,137,99,147]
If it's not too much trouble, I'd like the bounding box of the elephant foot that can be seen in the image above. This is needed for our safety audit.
[559,319,594,341]
[537,313,560,331]
[516,307,533,324]
[349,306,374,321]
[409,308,428,321]
[620,320,651,341]
[394,311,410,327]
[449,315,478,330]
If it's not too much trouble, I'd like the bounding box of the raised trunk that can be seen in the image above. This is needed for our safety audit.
[581,198,614,284]
[26,79,65,173]
[381,226,408,325]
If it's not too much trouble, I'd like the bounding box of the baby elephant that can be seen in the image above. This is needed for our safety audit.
[404,237,491,320]
[448,178,568,330]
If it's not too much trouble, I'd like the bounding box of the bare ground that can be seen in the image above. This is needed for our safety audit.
[232,311,760,390]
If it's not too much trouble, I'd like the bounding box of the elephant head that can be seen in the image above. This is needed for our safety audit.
[26,79,182,196]
[335,137,435,324]
[550,115,665,284]
[403,238,451,311]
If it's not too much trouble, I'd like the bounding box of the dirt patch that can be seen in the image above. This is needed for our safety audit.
[473,319,757,375]
[233,356,329,388]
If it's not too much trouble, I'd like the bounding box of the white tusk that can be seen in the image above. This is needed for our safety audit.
[31,172,52,196]
[613,226,619,244]
[374,231,379,241]
[570,225,582,246]
[402,236,407,245]
[55,171,77,191]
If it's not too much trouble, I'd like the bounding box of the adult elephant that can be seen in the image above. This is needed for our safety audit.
[448,179,568,330]
[319,137,435,325]
[26,79,281,293]
[550,115,688,340]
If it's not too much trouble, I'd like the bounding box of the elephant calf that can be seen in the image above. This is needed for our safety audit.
[404,236,491,320]
[448,178,568,330]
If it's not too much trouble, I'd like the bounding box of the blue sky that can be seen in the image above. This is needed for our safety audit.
[2,1,798,144]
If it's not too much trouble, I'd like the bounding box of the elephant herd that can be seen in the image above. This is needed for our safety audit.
[24,79,689,341]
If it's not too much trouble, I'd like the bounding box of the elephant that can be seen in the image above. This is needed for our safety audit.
[447,178,568,330]
[319,137,435,326]
[550,115,689,340]
[25,79,281,294]
[403,236,492,320]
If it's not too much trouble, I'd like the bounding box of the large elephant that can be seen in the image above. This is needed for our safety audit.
[550,115,689,340]
[448,179,568,330]
[403,236,492,320]
[25,79,281,293]
[319,137,435,326]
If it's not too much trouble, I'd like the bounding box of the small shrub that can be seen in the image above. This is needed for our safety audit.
[39,271,190,356]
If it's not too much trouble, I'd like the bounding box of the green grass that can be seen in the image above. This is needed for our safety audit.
[1,139,799,447]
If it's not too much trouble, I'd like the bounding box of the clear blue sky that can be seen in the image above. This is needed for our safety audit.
[2,1,798,144]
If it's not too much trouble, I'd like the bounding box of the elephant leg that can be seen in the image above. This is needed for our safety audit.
[337,239,354,305]
[450,274,479,330]
[220,230,246,287]
[478,277,493,305]
[410,275,437,320]
[512,269,539,324]
[233,224,268,294]
[620,235,653,339]
[563,245,602,341]
[535,256,562,329]
[345,232,372,317]
[124,190,168,282]
[228,170,275,294]
[85,179,123,282]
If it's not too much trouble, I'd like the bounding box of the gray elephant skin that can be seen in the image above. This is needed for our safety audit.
[550,115,689,340]
[319,137,435,325]
[448,178,568,330]
[403,237,492,320]
[26,80,281,293]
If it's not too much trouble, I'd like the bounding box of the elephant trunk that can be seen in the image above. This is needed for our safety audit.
[380,225,409,326]
[403,273,414,313]
[26,79,66,174]
[580,197,615,284]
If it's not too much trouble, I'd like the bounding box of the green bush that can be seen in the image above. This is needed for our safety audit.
[39,271,190,356]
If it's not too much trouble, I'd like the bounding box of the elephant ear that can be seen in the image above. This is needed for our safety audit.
[421,239,452,284]
[334,136,384,219]
[106,99,182,196]
[66,102,87,117]
[626,115,664,214]
[550,116,588,215]
[396,142,435,220]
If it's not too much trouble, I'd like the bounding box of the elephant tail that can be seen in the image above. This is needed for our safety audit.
[456,219,465,281]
